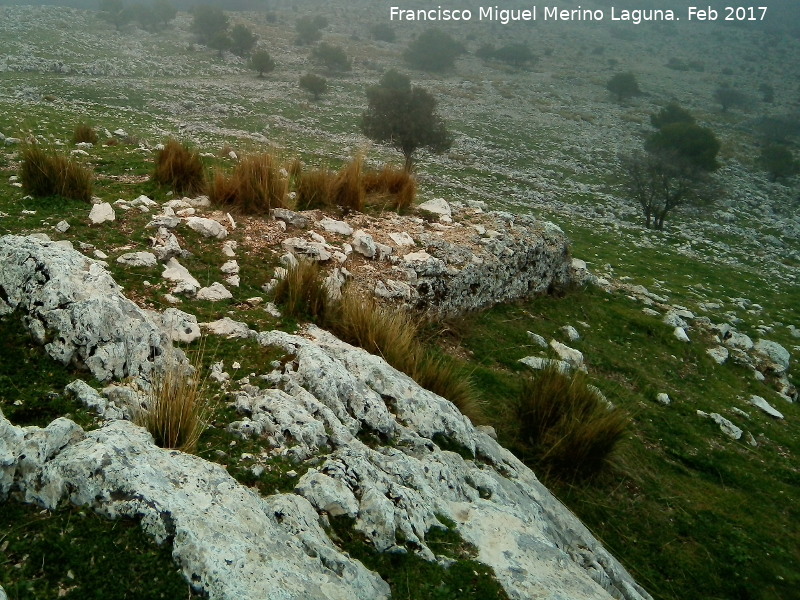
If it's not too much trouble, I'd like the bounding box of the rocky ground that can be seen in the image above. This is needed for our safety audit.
[0,2,798,599]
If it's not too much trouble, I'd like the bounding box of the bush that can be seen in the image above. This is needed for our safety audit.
[134,354,210,455]
[311,42,351,73]
[250,50,276,77]
[299,72,328,100]
[404,28,464,72]
[650,102,695,129]
[152,139,206,195]
[645,122,721,172]
[273,259,331,321]
[485,43,535,67]
[606,72,642,101]
[511,364,628,481]
[72,122,99,145]
[230,23,257,57]
[209,152,287,214]
[295,15,327,45]
[20,145,93,201]
[759,144,799,181]
[190,4,228,44]
[714,86,750,112]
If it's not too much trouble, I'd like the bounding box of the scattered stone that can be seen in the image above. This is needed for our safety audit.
[519,356,572,373]
[549,340,584,370]
[697,411,743,440]
[222,241,237,257]
[655,393,671,405]
[673,327,690,343]
[272,208,310,229]
[203,317,254,339]
[196,282,233,302]
[352,230,377,258]
[524,331,546,349]
[417,198,452,220]
[221,260,239,275]
[161,258,200,294]
[561,325,580,342]
[707,346,729,365]
[389,232,415,247]
[319,217,353,236]
[150,227,184,262]
[642,308,660,317]
[54,220,70,233]
[664,311,688,329]
[753,340,790,373]
[116,251,158,268]
[748,395,784,419]
[185,217,228,239]
[88,202,115,224]
[155,308,201,344]
[210,360,230,383]
[281,238,331,262]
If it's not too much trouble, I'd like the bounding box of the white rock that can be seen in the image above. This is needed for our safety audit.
[748,395,784,419]
[295,470,360,517]
[352,230,377,258]
[88,203,115,224]
[116,252,157,268]
[561,325,580,342]
[655,393,671,405]
[673,327,690,342]
[185,217,228,239]
[550,340,584,369]
[526,331,548,348]
[221,260,239,275]
[519,356,572,373]
[319,217,353,236]
[698,411,743,440]
[156,308,201,343]
[54,220,70,233]
[418,198,452,219]
[196,282,233,302]
[203,317,254,339]
[753,340,790,373]
[707,346,729,365]
[222,241,237,257]
[389,231,415,246]
[161,258,200,294]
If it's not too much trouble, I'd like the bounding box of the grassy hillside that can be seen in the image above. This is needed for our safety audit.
[0,3,798,599]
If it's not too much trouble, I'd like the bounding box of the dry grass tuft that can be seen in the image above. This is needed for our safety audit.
[295,167,336,211]
[20,145,93,202]
[331,155,365,213]
[135,355,211,455]
[209,152,287,214]
[363,164,417,211]
[273,259,331,321]
[152,138,206,195]
[512,364,628,481]
[72,122,99,145]
[411,351,483,424]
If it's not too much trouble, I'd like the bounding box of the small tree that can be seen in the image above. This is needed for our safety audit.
[490,43,536,67]
[645,122,721,172]
[191,5,228,44]
[403,28,464,72]
[208,30,232,57]
[152,0,176,27]
[295,15,327,45]
[250,50,275,77]
[650,101,695,129]
[606,72,641,101]
[311,42,351,73]
[361,70,453,171]
[299,73,328,100]
[759,144,799,181]
[620,151,716,230]
[230,24,257,57]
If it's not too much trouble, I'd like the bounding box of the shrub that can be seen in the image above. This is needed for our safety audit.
[645,122,721,172]
[295,167,336,210]
[72,122,99,144]
[209,152,287,214]
[250,50,276,77]
[714,86,749,112]
[299,72,328,100]
[606,72,642,101]
[511,364,628,481]
[404,28,464,72]
[152,139,206,195]
[363,164,416,211]
[650,101,695,129]
[273,259,331,321]
[20,145,93,201]
[295,15,327,45]
[758,144,798,181]
[134,354,210,455]
[230,23,257,57]
[190,4,228,44]
[489,43,535,67]
[311,42,351,73]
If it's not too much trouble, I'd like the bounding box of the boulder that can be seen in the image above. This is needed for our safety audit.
[753,340,790,373]
[161,258,200,294]
[185,217,228,239]
[318,217,353,236]
[196,282,233,302]
[116,251,158,268]
[748,395,784,419]
[88,202,115,224]
[154,308,201,344]
[550,340,584,369]
[0,235,173,382]
[352,230,377,258]
[418,198,452,220]
[272,208,310,229]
